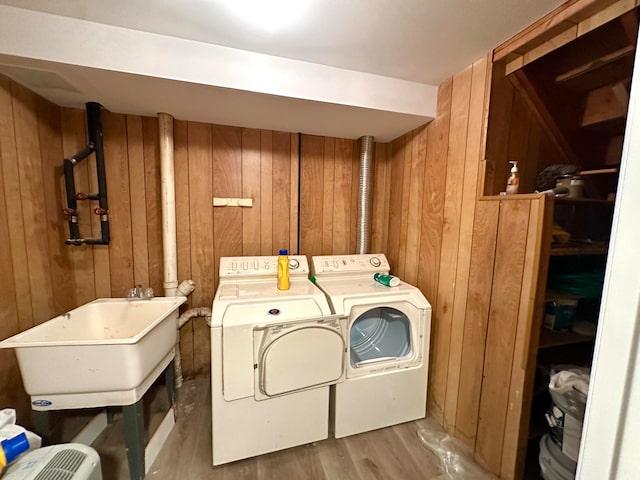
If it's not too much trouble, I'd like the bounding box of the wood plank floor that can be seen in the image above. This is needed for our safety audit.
[90,378,449,479]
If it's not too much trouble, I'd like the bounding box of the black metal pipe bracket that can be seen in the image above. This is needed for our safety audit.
[63,102,110,246]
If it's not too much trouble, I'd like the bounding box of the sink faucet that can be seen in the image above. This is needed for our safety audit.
[128,284,153,300]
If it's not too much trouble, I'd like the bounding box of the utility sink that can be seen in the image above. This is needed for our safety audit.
[0,297,186,410]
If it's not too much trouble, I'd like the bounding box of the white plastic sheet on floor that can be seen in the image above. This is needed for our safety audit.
[418,420,496,479]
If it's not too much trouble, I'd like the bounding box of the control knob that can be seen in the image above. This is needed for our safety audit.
[289,258,300,270]
[370,257,381,267]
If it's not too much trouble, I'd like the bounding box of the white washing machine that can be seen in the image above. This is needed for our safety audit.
[210,255,346,465]
[311,253,432,438]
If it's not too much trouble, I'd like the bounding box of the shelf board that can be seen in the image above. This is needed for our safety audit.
[555,45,635,84]
[580,167,618,176]
[538,329,596,349]
[550,241,608,256]
[554,197,614,205]
[545,289,582,302]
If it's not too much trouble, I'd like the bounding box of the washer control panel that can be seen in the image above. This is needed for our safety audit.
[219,255,308,277]
[312,254,390,275]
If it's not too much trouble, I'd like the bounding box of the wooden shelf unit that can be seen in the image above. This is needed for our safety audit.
[550,241,608,256]
[539,328,596,349]
[471,3,634,477]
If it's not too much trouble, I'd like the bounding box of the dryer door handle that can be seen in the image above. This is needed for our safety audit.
[355,356,397,367]
[253,314,346,330]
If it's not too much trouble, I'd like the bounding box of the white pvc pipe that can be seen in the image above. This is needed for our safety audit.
[158,112,178,296]
[175,307,212,388]
[178,307,212,329]
[158,113,203,390]
[177,279,196,297]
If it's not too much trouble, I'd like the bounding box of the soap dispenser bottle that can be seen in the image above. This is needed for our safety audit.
[277,249,290,290]
[506,160,519,195]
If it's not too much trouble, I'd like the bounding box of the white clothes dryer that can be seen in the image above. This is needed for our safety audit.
[210,255,346,465]
[311,253,432,438]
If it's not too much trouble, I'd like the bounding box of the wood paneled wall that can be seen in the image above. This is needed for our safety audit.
[299,136,389,256]
[384,55,492,435]
[0,77,68,423]
[384,56,554,479]
[174,124,300,376]
[0,75,394,422]
[470,195,552,479]
[57,110,165,303]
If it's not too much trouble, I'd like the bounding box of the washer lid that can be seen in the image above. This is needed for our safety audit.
[224,297,327,327]
[259,325,344,397]
[211,279,332,327]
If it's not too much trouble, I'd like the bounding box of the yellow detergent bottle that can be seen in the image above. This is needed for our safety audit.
[277,249,290,290]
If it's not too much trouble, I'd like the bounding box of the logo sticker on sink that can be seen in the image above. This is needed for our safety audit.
[32,400,52,407]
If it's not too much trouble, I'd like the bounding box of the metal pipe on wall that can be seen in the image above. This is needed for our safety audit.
[62,102,110,245]
[158,112,178,296]
[86,102,110,245]
[356,136,375,254]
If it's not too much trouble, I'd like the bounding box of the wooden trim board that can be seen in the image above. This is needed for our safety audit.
[502,0,639,74]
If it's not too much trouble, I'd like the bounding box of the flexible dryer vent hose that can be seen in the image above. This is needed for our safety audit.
[357,136,374,254]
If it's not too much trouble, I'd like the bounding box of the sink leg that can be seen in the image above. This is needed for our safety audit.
[107,406,116,424]
[31,410,51,446]
[123,400,145,480]
[165,359,176,415]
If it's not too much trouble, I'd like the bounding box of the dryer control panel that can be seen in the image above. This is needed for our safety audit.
[219,255,309,278]
[312,254,390,276]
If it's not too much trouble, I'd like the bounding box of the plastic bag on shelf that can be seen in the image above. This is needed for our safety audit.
[549,366,590,421]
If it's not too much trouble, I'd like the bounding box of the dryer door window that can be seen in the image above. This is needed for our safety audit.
[350,307,412,367]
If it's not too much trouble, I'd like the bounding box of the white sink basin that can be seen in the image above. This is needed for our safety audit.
[0,297,186,410]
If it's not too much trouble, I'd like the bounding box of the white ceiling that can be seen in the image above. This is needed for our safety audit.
[0,0,565,141]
